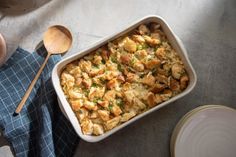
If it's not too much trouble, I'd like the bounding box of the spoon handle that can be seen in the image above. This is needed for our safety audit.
[14,53,51,114]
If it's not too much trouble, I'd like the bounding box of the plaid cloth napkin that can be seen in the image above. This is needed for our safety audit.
[0,47,79,157]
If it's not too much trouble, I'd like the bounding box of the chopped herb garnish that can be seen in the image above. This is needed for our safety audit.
[84,89,89,96]
[92,83,98,87]
[137,44,143,50]
[78,110,83,114]
[92,64,99,69]
[117,64,122,71]
[99,106,105,110]
[142,43,148,49]
[96,51,100,55]
[117,64,124,72]
[100,78,108,84]
[154,46,159,51]
[108,104,113,111]
[117,99,124,108]
[110,55,117,63]
[93,98,101,103]
[131,57,136,65]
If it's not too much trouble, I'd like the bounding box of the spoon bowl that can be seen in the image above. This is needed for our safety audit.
[15,25,72,114]
[43,25,72,54]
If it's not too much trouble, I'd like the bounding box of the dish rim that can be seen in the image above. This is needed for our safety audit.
[51,15,197,142]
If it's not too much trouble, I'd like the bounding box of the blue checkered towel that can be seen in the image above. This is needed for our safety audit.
[0,47,79,157]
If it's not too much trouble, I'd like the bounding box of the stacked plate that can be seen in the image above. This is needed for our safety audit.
[170,105,236,157]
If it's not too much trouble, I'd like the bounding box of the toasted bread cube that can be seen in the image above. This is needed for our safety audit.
[70,99,83,111]
[84,101,97,111]
[104,116,121,131]
[93,124,104,135]
[111,105,122,116]
[121,111,136,122]
[124,37,137,53]
[97,110,110,121]
[81,119,93,135]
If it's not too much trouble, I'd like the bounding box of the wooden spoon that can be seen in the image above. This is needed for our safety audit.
[14,25,72,114]
[0,33,7,67]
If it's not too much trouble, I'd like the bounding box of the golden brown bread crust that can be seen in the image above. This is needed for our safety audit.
[60,23,189,135]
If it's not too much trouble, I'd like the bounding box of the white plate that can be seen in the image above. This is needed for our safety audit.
[172,105,236,157]
[170,105,232,155]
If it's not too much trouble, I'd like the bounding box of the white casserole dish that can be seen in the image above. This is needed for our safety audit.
[51,15,197,142]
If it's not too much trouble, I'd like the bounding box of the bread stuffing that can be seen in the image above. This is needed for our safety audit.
[60,23,189,135]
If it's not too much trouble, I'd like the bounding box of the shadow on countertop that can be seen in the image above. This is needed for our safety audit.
[0,0,51,16]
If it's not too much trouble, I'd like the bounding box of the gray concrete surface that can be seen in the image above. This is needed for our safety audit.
[0,0,236,156]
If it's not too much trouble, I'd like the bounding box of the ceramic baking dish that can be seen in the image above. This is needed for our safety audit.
[51,15,197,142]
